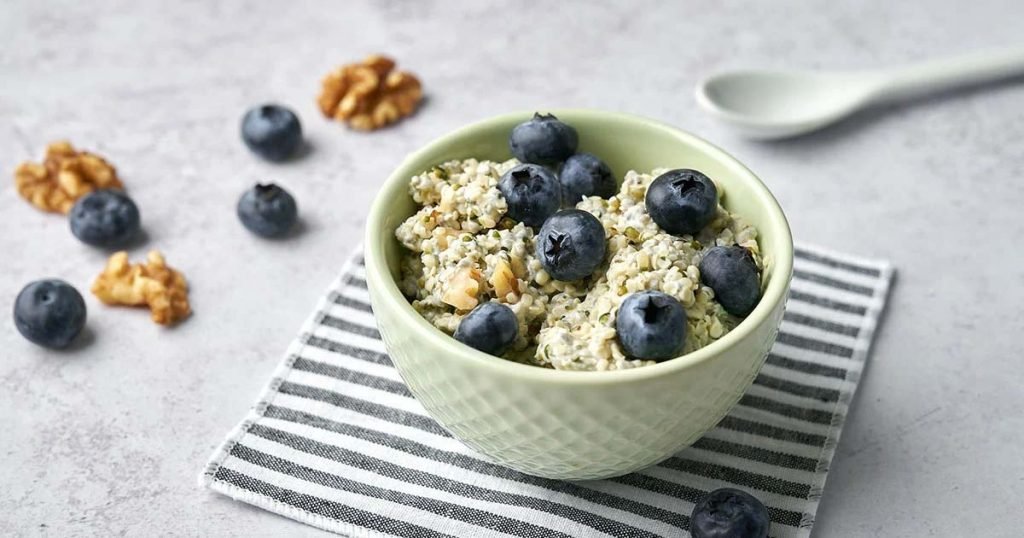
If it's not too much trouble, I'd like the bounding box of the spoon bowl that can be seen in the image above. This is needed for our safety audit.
[696,70,882,139]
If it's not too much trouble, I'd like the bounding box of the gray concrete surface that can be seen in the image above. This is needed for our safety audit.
[1,0,1022,536]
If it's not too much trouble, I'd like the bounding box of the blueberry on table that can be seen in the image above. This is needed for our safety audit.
[645,169,718,236]
[615,291,686,361]
[508,112,578,165]
[498,164,561,227]
[699,245,761,317]
[14,279,87,349]
[69,189,141,247]
[535,209,606,281]
[237,183,298,238]
[690,487,770,538]
[559,153,617,206]
[453,302,518,356]
[241,104,303,162]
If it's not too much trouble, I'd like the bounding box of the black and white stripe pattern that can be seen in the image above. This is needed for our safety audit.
[203,244,893,538]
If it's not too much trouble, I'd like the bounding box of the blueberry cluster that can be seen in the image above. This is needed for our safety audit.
[501,113,611,284]
[454,112,761,364]
[461,113,616,356]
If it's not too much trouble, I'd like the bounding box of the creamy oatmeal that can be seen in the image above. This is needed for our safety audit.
[395,158,762,371]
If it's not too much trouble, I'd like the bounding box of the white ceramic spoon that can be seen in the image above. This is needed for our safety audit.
[695,47,1024,140]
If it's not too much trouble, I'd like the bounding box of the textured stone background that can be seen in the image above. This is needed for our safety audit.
[1,0,1023,536]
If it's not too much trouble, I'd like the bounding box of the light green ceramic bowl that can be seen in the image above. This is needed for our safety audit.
[364,110,793,480]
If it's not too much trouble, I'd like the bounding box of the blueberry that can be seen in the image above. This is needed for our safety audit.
[453,302,518,356]
[559,153,617,206]
[699,246,761,317]
[241,104,303,162]
[690,488,770,538]
[645,169,718,236]
[508,112,578,165]
[535,209,606,281]
[615,291,686,361]
[68,189,141,247]
[14,279,87,349]
[498,164,561,227]
[237,183,298,237]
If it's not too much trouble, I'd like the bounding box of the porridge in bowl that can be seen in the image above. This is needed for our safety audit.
[395,114,762,371]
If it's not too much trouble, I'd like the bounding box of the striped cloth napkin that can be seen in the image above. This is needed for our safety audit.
[202,244,893,538]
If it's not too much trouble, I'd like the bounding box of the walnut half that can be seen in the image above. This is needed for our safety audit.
[317,54,423,131]
[92,251,191,326]
[14,141,123,214]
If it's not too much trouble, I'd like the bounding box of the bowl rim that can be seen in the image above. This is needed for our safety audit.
[364,109,793,385]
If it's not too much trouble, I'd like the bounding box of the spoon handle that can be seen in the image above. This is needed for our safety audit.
[877,46,1024,102]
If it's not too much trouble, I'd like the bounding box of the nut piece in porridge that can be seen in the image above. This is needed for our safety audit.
[442,266,483,311]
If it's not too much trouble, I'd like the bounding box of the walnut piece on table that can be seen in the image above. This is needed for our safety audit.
[92,251,191,326]
[14,141,123,214]
[316,54,423,131]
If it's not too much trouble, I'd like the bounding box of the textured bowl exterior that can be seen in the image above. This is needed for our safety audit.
[372,286,784,480]
[365,110,793,480]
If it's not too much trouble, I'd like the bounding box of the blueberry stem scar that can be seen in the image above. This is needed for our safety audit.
[672,177,701,193]
[511,170,532,182]
[545,233,567,259]
[641,297,664,324]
